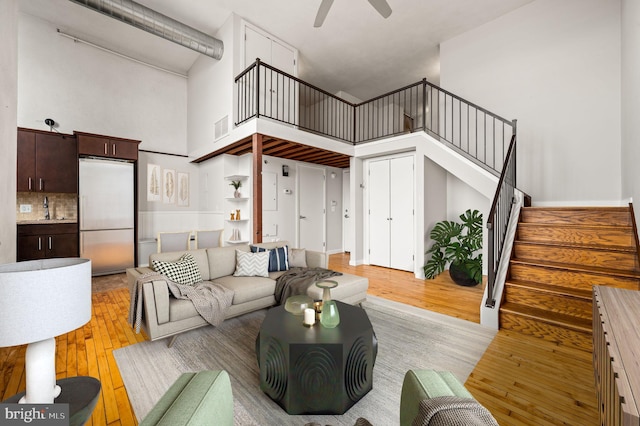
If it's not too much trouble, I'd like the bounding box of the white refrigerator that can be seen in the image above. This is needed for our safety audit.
[79,158,135,275]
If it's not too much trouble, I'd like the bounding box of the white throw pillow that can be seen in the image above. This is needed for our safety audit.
[233,250,270,277]
[152,253,202,285]
[288,248,307,268]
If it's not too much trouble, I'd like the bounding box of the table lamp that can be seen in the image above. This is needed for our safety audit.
[0,258,92,403]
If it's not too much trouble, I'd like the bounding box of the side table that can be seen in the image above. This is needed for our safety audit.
[2,376,101,426]
[256,301,377,414]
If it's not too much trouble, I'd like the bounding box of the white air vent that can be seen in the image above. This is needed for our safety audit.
[214,115,229,141]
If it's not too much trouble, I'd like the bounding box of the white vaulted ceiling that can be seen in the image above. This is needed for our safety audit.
[19,0,533,100]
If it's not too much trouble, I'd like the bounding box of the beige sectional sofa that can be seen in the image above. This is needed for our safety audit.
[126,241,368,345]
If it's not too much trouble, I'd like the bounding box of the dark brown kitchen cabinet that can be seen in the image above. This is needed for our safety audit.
[76,131,140,161]
[17,128,78,193]
[17,223,78,261]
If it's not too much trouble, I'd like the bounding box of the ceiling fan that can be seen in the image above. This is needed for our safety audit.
[314,0,392,28]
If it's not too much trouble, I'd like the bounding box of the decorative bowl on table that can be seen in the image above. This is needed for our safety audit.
[284,295,314,316]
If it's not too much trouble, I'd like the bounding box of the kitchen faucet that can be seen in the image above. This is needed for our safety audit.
[43,196,50,220]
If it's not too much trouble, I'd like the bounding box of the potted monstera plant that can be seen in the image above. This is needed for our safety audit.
[423,209,483,286]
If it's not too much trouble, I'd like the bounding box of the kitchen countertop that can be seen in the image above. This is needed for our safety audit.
[17,219,78,225]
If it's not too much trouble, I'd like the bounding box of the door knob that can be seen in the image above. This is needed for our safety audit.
[300,215,307,219]
[344,214,350,218]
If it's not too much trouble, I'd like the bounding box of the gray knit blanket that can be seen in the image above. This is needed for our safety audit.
[129,272,234,333]
[274,267,342,304]
[413,396,498,426]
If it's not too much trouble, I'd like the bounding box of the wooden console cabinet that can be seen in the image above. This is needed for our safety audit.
[17,223,78,261]
[17,128,78,193]
[593,286,640,426]
[76,131,140,161]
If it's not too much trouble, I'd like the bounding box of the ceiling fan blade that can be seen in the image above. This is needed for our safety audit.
[314,0,335,27]
[367,0,392,18]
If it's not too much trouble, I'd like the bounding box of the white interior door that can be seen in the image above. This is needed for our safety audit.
[298,165,325,252]
[271,40,297,123]
[368,159,390,266]
[342,170,353,253]
[389,156,414,270]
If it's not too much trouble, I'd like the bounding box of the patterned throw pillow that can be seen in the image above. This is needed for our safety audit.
[250,245,289,272]
[288,248,307,268]
[152,253,202,285]
[234,250,270,277]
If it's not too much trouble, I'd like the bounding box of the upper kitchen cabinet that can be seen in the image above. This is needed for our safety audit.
[17,128,78,193]
[76,131,140,161]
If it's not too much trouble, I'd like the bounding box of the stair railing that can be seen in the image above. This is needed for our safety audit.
[235,60,520,304]
[630,202,640,267]
[485,128,517,308]
[235,59,356,142]
[236,59,516,177]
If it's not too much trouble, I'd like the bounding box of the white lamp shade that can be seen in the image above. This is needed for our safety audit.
[0,258,92,347]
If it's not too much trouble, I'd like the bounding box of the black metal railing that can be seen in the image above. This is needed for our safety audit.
[236,59,355,141]
[236,59,515,176]
[236,60,519,307]
[485,131,517,308]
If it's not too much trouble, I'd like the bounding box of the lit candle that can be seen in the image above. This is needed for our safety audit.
[303,308,315,326]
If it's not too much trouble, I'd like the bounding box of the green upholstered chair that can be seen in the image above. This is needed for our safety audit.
[400,370,474,426]
[140,370,233,426]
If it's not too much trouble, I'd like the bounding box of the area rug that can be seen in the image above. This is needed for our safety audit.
[113,295,496,425]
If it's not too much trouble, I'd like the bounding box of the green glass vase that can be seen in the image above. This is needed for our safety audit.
[320,300,340,328]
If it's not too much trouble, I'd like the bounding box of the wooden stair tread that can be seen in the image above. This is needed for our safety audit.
[510,258,640,279]
[500,302,592,333]
[518,222,633,231]
[514,239,637,254]
[505,280,592,300]
[520,206,632,226]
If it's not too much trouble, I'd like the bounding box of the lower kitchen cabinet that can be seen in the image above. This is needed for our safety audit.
[17,223,78,261]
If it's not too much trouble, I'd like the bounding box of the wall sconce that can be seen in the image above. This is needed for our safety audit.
[330,172,336,179]
[282,165,289,177]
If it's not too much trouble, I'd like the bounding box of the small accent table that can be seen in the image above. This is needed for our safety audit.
[256,300,377,414]
[2,376,101,426]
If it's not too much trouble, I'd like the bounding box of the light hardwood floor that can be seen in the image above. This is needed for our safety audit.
[0,254,598,425]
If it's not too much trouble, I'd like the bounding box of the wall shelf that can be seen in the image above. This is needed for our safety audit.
[225,173,250,246]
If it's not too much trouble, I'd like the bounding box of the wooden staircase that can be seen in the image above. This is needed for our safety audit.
[499,206,640,352]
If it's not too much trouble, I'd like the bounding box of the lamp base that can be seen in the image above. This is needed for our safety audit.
[21,337,58,403]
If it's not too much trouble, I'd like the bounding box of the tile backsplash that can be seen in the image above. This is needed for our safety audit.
[16,192,78,221]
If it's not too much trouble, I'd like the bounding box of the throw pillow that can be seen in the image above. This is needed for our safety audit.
[152,253,202,285]
[250,245,289,272]
[234,250,270,277]
[288,248,307,268]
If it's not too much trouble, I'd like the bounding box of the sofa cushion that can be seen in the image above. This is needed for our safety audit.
[213,275,276,305]
[150,249,211,281]
[152,253,202,285]
[251,245,289,272]
[288,248,307,268]
[233,250,270,277]
[207,246,249,280]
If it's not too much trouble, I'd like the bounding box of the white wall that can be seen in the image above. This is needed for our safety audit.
[137,151,204,241]
[187,14,236,156]
[447,174,491,271]
[621,0,640,228]
[261,156,297,244]
[18,13,187,154]
[440,0,622,205]
[0,0,18,263]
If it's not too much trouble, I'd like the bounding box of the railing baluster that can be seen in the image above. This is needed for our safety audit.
[234,61,518,309]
